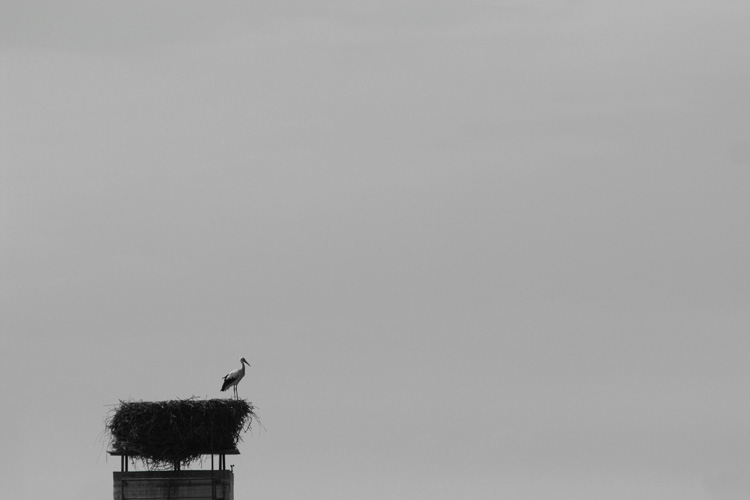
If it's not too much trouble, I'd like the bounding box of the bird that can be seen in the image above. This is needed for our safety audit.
[221,357,250,400]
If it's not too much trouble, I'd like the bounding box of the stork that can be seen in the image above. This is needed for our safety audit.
[221,357,250,400]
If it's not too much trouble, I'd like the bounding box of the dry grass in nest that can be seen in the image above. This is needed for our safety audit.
[106,398,257,469]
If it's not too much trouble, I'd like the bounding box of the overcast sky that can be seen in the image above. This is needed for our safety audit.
[2,2,750,499]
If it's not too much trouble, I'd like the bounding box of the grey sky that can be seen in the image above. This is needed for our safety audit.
[2,2,750,499]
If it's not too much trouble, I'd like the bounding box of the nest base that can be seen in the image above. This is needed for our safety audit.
[106,398,256,469]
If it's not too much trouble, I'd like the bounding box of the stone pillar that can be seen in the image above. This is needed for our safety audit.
[113,470,233,500]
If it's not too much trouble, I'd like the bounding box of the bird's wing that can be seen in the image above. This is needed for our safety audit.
[220,368,242,391]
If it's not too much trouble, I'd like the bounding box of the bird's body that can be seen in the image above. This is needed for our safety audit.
[221,357,250,399]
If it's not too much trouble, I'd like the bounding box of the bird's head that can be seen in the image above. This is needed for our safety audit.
[241,357,250,366]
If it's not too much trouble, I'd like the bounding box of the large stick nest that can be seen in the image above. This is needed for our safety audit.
[106,398,257,468]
